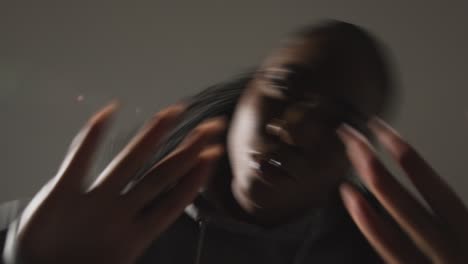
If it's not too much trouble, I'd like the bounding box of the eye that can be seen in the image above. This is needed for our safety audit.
[332,98,370,133]
[257,68,293,97]
[299,94,322,108]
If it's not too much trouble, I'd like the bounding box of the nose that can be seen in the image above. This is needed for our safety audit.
[265,104,306,145]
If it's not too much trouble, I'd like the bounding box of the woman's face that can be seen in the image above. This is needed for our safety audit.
[227,35,386,223]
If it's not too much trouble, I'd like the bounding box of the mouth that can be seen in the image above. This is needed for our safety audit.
[247,151,296,182]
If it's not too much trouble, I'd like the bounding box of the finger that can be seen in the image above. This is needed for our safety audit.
[55,100,119,192]
[369,117,468,241]
[340,182,429,264]
[89,104,186,194]
[123,117,227,209]
[136,145,224,240]
[337,124,452,262]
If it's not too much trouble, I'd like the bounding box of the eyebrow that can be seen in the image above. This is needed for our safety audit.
[260,63,371,124]
[301,89,370,128]
[283,63,311,73]
[333,96,369,122]
[286,63,369,122]
[257,63,314,77]
[282,64,318,80]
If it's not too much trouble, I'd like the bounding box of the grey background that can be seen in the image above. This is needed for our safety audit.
[1,1,467,206]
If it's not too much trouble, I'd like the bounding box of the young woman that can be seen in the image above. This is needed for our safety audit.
[1,20,467,264]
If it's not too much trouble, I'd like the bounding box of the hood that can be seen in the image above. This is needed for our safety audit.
[184,195,347,264]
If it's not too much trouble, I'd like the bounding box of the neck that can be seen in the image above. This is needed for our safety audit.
[202,166,256,224]
[203,170,342,228]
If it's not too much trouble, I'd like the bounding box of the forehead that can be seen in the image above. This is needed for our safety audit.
[257,36,385,116]
[261,38,322,70]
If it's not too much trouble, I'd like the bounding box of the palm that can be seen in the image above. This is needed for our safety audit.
[10,102,225,264]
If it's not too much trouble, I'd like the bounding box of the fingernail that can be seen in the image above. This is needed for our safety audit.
[181,117,227,145]
[337,123,352,142]
[204,116,229,127]
[368,116,407,157]
[201,144,225,160]
[337,123,371,146]
[339,182,359,210]
[199,145,225,185]
[152,103,186,120]
[337,123,376,169]
[100,99,120,114]
[368,116,401,137]
[339,182,370,220]
[89,99,120,124]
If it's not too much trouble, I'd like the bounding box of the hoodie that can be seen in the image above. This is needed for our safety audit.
[0,196,381,264]
[136,196,381,263]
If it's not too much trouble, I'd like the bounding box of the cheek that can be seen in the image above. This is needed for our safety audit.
[292,159,349,206]
[227,100,259,180]
[292,139,349,188]
[228,101,259,147]
[227,86,272,155]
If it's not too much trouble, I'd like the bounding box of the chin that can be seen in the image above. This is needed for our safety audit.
[231,177,260,212]
[230,175,297,219]
[230,182,308,226]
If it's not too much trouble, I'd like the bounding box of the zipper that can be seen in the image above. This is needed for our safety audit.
[194,220,207,264]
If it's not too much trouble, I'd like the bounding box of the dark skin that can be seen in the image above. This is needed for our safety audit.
[8,26,468,264]
[217,32,468,263]
[225,34,385,226]
[9,104,227,264]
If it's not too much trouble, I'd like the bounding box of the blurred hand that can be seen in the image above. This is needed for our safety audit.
[338,118,468,264]
[8,101,225,264]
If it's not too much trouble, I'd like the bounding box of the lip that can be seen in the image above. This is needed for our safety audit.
[248,151,295,181]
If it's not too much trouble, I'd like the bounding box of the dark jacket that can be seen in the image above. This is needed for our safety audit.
[1,196,381,264]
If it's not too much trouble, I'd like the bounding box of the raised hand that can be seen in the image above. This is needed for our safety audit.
[7,101,226,264]
[337,118,468,264]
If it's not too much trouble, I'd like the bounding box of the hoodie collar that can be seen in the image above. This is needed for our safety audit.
[185,195,344,241]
